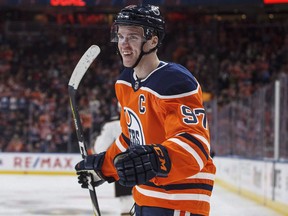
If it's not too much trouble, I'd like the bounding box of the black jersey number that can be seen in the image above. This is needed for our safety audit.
[181,105,207,129]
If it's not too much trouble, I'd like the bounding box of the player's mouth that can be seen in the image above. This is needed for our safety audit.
[121,51,136,67]
[122,51,132,56]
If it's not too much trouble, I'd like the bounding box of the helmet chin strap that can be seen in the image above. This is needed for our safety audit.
[130,42,157,69]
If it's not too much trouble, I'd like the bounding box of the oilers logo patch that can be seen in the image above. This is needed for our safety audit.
[124,107,146,146]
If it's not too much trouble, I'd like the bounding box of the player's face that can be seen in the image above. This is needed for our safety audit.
[117,26,146,67]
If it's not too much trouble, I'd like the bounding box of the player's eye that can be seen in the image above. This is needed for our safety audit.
[117,34,124,41]
[117,34,146,43]
[127,35,139,41]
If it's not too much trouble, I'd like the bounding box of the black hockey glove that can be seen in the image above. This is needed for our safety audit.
[75,152,114,189]
[114,144,171,187]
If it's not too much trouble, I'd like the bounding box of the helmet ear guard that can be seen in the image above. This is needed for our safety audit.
[143,27,157,41]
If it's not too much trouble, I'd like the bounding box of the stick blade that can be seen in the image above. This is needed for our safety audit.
[68,45,101,90]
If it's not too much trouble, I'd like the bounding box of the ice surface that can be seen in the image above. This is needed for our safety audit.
[0,175,282,216]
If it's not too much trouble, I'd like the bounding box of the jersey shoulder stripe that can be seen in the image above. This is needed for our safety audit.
[115,79,199,99]
[147,62,198,96]
[117,62,200,98]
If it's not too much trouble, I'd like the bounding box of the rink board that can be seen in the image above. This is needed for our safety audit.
[1,153,287,215]
[0,152,79,175]
[215,157,288,215]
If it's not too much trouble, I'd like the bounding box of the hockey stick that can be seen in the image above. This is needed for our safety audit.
[68,45,101,216]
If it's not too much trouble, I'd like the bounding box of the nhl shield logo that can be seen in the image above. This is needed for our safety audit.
[134,80,140,91]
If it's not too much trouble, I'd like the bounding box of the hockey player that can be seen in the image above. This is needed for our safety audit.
[75,4,216,216]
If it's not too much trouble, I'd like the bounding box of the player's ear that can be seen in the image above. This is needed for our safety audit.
[150,35,158,49]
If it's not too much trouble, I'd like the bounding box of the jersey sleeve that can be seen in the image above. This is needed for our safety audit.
[100,132,130,180]
[151,79,213,185]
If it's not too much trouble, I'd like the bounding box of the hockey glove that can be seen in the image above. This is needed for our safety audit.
[75,152,114,188]
[114,144,171,187]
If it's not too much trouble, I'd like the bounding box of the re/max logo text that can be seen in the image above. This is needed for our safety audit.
[13,157,73,169]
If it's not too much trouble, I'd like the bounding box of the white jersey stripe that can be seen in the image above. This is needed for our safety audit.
[115,137,127,152]
[186,172,215,181]
[169,138,204,170]
[191,133,210,151]
[173,210,180,216]
[116,79,131,86]
[173,210,191,216]
[135,185,210,202]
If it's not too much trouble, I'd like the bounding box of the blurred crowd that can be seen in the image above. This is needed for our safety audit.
[0,9,288,153]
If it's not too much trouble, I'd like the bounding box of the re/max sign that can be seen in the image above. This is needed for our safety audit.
[50,0,86,6]
[13,156,73,169]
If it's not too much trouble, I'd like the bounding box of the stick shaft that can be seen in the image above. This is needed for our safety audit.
[68,45,101,216]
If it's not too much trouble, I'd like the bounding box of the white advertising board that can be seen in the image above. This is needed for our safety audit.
[215,157,288,214]
[0,153,82,174]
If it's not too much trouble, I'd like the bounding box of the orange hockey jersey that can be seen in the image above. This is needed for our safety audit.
[102,61,216,216]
